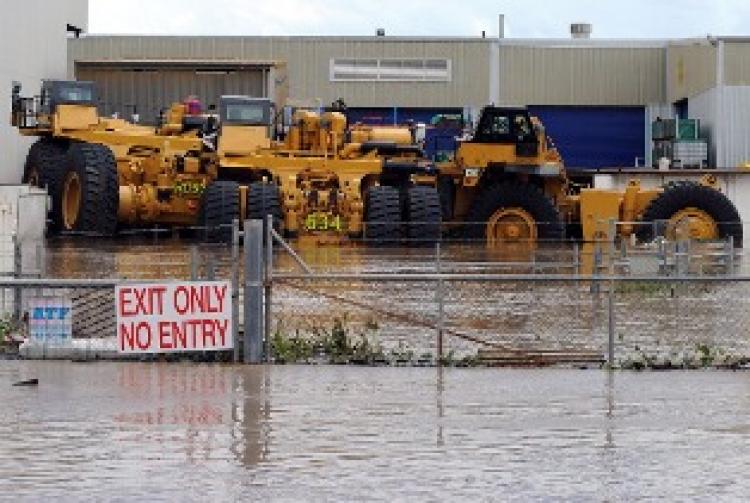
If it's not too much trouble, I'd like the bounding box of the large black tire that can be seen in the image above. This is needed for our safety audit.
[365,186,403,245]
[199,181,241,242]
[636,181,743,247]
[23,139,69,230]
[407,185,442,246]
[247,182,283,234]
[464,182,565,242]
[59,143,118,236]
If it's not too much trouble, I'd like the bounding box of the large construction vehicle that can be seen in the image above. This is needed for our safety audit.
[204,95,441,244]
[13,80,742,247]
[11,80,216,235]
[436,106,743,246]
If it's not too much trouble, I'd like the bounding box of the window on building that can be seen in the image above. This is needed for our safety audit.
[330,58,451,82]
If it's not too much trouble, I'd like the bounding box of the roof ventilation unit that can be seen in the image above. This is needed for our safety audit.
[570,23,592,39]
[376,28,386,37]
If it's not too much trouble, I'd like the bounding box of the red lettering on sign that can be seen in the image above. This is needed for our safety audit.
[202,319,216,347]
[119,288,134,317]
[158,321,173,350]
[216,319,228,346]
[135,321,151,350]
[174,286,190,315]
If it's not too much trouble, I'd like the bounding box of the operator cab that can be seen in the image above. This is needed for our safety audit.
[217,96,274,155]
[11,80,98,130]
[219,96,272,126]
[472,107,539,157]
[41,80,97,111]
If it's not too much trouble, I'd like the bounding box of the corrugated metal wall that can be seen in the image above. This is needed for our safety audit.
[689,85,750,168]
[69,36,492,108]
[498,44,666,106]
[666,42,717,103]
[724,42,750,86]
[77,64,266,124]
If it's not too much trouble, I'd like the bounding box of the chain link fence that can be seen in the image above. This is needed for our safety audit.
[3,220,750,367]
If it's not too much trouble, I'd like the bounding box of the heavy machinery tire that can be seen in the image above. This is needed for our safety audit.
[23,139,68,230]
[365,186,403,245]
[199,181,241,242]
[407,185,442,246]
[636,181,743,247]
[59,142,118,236]
[247,182,283,234]
[464,182,565,243]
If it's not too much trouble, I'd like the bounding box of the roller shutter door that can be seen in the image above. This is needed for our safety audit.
[76,65,267,125]
[528,106,646,169]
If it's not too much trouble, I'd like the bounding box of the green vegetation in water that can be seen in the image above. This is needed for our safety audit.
[618,343,750,370]
[271,316,480,367]
[0,316,21,355]
[271,316,388,365]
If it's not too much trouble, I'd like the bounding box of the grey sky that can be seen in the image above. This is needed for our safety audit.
[89,0,749,39]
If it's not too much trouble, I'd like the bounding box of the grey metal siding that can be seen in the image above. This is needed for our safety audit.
[724,42,750,86]
[499,44,666,106]
[69,36,492,108]
[666,42,717,102]
[688,85,750,168]
[77,64,266,124]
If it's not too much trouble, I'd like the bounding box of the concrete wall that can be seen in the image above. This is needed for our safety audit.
[68,36,492,108]
[0,0,88,184]
[498,41,666,106]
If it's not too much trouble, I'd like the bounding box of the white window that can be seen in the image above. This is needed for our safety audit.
[330,58,451,82]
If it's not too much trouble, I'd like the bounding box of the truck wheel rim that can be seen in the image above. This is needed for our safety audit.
[667,208,719,240]
[62,172,82,230]
[487,208,537,245]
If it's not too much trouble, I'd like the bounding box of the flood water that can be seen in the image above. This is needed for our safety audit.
[1,361,750,500]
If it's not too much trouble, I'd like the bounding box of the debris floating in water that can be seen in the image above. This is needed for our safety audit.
[13,379,39,387]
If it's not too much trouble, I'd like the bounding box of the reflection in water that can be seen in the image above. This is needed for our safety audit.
[231,367,271,468]
[2,363,750,500]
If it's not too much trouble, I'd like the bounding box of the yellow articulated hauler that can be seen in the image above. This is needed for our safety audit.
[11,80,217,236]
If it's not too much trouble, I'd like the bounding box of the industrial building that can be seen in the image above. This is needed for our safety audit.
[65,27,750,172]
[4,4,750,180]
[0,0,88,184]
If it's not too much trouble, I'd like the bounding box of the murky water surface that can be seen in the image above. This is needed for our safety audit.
[1,362,749,500]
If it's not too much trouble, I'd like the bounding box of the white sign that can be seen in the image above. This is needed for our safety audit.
[116,282,233,354]
[28,297,72,343]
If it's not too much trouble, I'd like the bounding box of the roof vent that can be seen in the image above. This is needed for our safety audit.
[571,23,592,39]
[376,28,385,37]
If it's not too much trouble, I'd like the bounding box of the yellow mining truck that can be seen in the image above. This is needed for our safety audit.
[438,106,743,246]
[12,80,215,235]
[207,96,440,244]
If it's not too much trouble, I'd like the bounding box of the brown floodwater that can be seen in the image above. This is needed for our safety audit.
[1,361,750,500]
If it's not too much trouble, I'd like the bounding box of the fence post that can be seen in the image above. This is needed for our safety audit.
[190,245,199,281]
[607,278,615,368]
[244,219,264,364]
[435,242,444,365]
[728,236,735,275]
[264,214,274,363]
[231,219,241,364]
[12,235,21,322]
